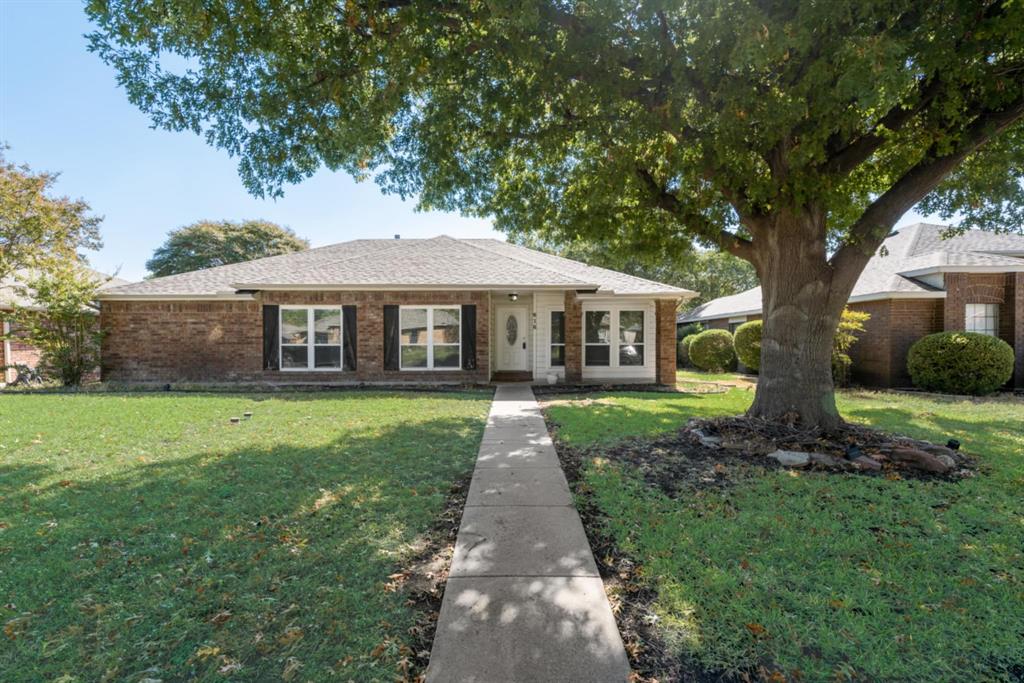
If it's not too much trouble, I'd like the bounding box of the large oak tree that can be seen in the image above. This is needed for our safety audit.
[146,219,309,277]
[87,0,1024,428]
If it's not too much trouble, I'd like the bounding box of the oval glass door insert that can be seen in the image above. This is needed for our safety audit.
[505,315,518,345]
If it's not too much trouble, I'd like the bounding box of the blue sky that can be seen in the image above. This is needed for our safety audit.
[1,1,930,283]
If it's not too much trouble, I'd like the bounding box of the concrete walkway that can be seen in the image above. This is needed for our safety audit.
[426,385,630,682]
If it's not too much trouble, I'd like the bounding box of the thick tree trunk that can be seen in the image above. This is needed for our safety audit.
[746,210,855,431]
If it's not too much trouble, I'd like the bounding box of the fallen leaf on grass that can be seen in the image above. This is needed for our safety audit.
[745,622,769,638]
[278,626,304,646]
[281,657,302,681]
[209,610,232,626]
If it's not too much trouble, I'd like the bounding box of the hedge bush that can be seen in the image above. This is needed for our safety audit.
[732,320,762,372]
[677,339,689,367]
[907,332,1014,395]
[689,329,736,372]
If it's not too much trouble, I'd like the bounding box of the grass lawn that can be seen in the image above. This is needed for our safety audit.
[544,389,1024,681]
[0,391,490,682]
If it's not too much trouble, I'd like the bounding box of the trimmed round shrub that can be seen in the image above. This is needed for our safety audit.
[689,329,737,372]
[907,332,1014,395]
[732,320,762,372]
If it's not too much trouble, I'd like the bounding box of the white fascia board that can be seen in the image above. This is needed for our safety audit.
[681,289,948,322]
[229,283,589,291]
[97,292,257,302]
[898,265,1024,278]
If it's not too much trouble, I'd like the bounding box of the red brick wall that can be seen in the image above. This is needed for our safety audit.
[1014,274,1024,389]
[101,291,491,383]
[655,299,679,385]
[101,301,263,382]
[846,301,892,387]
[888,298,944,387]
[563,290,583,383]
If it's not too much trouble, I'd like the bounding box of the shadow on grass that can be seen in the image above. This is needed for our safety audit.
[1,413,484,682]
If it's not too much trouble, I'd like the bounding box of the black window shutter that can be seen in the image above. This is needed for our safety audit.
[461,304,477,370]
[383,305,400,371]
[262,305,280,370]
[342,305,357,371]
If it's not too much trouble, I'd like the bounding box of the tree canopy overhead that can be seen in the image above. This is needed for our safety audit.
[87,0,1024,427]
[146,219,310,277]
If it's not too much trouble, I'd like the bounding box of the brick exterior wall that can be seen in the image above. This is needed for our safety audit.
[101,301,263,382]
[563,290,583,383]
[655,299,678,385]
[887,298,944,387]
[1015,274,1024,389]
[102,291,492,383]
[846,300,892,387]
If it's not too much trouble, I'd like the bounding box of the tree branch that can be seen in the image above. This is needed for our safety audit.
[830,95,1024,279]
[634,167,756,262]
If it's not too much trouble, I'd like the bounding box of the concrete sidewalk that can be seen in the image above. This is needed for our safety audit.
[426,385,630,682]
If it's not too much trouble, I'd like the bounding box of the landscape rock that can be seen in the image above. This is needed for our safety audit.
[934,453,957,469]
[767,449,810,468]
[919,444,958,460]
[889,447,951,473]
[693,429,722,448]
[851,455,882,471]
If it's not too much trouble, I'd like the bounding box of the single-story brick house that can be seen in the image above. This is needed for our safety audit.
[679,223,1024,389]
[98,236,693,385]
[1,268,126,384]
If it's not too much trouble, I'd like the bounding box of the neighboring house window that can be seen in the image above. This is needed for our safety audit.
[280,307,343,370]
[585,311,611,366]
[728,316,745,333]
[965,303,999,337]
[400,306,461,369]
[619,311,645,366]
[550,311,565,367]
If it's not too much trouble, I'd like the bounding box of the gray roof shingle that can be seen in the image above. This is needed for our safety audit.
[101,236,693,298]
[680,223,1024,322]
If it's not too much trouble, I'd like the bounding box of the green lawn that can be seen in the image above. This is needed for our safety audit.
[677,368,755,384]
[0,391,490,682]
[544,389,1024,681]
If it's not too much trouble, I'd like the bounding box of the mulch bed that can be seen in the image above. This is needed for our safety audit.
[545,412,980,681]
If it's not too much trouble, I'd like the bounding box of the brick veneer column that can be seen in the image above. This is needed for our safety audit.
[1015,273,1024,389]
[943,272,967,331]
[655,299,679,386]
[564,290,582,383]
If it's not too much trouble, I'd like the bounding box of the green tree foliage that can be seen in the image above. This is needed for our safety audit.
[908,332,1014,395]
[0,150,101,283]
[513,236,756,308]
[733,320,763,372]
[7,264,107,386]
[832,308,871,387]
[688,329,736,373]
[146,220,309,277]
[86,0,1024,426]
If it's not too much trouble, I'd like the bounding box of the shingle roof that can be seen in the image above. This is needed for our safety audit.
[679,223,1024,323]
[100,236,693,298]
[1,267,128,310]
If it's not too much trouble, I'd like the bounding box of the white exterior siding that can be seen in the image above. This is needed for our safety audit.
[533,291,566,380]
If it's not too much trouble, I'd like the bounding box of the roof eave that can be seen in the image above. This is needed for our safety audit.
[898,264,1024,277]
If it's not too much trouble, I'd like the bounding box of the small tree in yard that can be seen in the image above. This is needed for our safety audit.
[832,309,871,387]
[87,1,1024,428]
[8,265,106,386]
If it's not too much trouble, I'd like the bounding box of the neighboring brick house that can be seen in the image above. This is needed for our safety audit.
[679,223,1024,389]
[1,268,126,384]
[98,236,692,386]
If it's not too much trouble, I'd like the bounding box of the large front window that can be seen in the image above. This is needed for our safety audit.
[965,303,999,336]
[400,306,461,369]
[584,309,647,368]
[281,307,343,370]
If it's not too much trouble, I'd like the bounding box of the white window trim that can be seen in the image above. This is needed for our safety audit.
[399,305,462,371]
[550,310,566,367]
[965,303,999,337]
[583,308,648,368]
[279,305,345,372]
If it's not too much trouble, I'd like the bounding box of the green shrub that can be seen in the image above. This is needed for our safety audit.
[677,339,689,367]
[689,329,736,372]
[907,332,1014,395]
[676,322,703,341]
[833,308,871,387]
[732,320,762,372]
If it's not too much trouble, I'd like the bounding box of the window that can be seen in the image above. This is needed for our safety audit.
[400,306,461,369]
[619,311,645,366]
[728,317,746,333]
[583,308,648,368]
[965,303,999,337]
[550,311,565,367]
[281,307,343,370]
[585,310,611,366]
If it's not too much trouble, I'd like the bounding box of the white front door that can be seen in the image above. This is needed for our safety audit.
[495,305,528,371]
